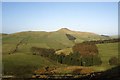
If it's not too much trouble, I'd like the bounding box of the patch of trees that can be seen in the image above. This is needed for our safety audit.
[66,34,76,43]
[59,52,102,66]
[31,47,55,57]
[66,34,76,40]
[31,46,102,66]
[83,38,120,44]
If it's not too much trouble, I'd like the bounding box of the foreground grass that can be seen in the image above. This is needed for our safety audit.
[2,53,62,78]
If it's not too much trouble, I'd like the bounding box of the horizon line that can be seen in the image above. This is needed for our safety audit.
[2,28,119,36]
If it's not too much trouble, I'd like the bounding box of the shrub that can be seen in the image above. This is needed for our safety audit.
[109,57,118,65]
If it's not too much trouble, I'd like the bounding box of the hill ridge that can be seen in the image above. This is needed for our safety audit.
[2,28,111,50]
[4,28,98,35]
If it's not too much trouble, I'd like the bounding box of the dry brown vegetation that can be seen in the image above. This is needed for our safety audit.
[33,66,94,78]
[72,43,98,56]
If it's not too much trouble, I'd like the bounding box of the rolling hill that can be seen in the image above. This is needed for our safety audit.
[2,28,110,54]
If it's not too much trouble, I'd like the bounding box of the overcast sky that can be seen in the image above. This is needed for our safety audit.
[2,2,118,35]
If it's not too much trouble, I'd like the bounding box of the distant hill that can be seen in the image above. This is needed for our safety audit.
[110,35,119,39]
[2,28,110,54]
[0,33,8,38]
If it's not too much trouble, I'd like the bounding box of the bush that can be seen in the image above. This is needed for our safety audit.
[109,57,118,65]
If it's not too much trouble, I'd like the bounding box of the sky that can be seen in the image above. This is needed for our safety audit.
[1,0,120,2]
[2,2,118,35]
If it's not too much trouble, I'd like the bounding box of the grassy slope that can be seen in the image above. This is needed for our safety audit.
[97,43,119,66]
[2,29,108,54]
[2,53,63,77]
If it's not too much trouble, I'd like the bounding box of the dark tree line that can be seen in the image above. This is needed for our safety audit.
[31,47,55,57]
[57,52,102,66]
[83,38,120,44]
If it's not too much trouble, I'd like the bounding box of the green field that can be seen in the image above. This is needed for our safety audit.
[97,43,119,66]
[3,53,63,77]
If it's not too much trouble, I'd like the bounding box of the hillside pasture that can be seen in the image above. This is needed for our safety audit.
[2,53,62,78]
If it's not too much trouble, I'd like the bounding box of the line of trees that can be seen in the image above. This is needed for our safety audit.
[31,47,55,57]
[57,52,102,66]
[83,38,120,44]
